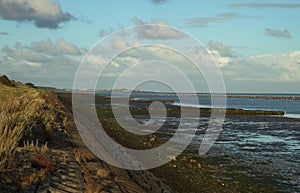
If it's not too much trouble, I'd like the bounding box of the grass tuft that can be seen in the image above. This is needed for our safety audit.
[0,90,63,175]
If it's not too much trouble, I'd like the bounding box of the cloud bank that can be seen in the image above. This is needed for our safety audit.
[0,38,81,87]
[31,38,81,55]
[203,40,300,83]
[222,51,300,82]
[184,12,260,27]
[0,0,74,29]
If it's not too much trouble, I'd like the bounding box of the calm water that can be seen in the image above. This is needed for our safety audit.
[98,92,300,117]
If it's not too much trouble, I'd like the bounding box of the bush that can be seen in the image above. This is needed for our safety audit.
[25,82,36,88]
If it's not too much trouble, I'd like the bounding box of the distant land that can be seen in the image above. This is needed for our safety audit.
[71,88,300,101]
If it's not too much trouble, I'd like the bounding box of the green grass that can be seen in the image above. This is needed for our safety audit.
[0,83,31,97]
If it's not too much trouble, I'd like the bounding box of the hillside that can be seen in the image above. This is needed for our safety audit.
[0,75,16,87]
[0,75,34,96]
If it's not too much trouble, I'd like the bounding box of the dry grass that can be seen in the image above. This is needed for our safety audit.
[0,83,29,97]
[0,80,73,193]
[0,124,24,172]
[22,140,48,154]
[20,169,48,189]
[0,89,64,174]
[0,93,45,172]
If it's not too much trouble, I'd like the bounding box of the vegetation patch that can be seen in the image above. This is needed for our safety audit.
[0,78,69,191]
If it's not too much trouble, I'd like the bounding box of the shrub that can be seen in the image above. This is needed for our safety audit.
[25,82,36,88]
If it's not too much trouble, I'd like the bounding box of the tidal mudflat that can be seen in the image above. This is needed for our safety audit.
[91,93,300,193]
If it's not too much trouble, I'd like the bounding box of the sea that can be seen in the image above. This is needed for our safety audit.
[99,92,300,118]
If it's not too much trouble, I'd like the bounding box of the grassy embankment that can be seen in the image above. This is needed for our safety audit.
[0,76,69,191]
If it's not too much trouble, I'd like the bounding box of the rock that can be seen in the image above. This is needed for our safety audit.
[149,135,156,141]
[181,156,187,161]
[190,159,196,163]
[96,169,110,178]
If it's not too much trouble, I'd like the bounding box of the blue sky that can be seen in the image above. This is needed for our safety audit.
[0,0,300,93]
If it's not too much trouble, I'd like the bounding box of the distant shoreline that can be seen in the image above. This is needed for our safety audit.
[63,89,300,101]
[57,90,300,117]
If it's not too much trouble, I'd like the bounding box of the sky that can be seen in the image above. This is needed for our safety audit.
[0,0,300,93]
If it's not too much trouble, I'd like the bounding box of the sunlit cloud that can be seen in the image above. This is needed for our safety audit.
[0,0,75,29]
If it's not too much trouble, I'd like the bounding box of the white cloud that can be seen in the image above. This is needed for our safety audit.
[222,51,300,82]
[0,0,74,29]
[210,50,232,67]
[206,41,235,67]
[132,17,187,40]
[198,40,300,82]
[207,41,234,57]
[31,38,81,55]
[0,40,81,88]
[85,54,105,65]
[111,37,129,50]
[3,46,51,63]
